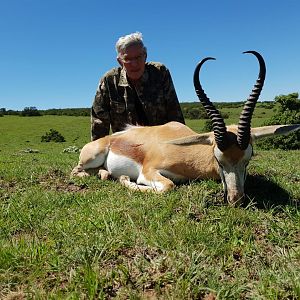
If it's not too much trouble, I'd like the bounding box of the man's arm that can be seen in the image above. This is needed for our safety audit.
[163,68,185,124]
[91,78,111,141]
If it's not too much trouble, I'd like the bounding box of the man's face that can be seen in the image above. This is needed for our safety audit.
[118,45,146,82]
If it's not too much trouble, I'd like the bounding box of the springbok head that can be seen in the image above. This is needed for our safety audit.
[194,51,266,205]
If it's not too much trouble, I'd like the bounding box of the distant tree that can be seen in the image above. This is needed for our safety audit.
[21,107,41,116]
[181,102,229,120]
[5,110,20,115]
[183,107,208,119]
[41,108,90,116]
[274,92,299,111]
[263,93,300,126]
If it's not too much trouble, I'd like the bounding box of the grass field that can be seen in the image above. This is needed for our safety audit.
[0,114,299,299]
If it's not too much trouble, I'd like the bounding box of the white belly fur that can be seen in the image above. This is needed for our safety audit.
[104,151,142,180]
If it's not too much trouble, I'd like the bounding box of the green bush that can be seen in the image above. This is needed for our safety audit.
[41,129,66,143]
[182,106,208,119]
[203,120,213,132]
[256,130,300,150]
[266,109,300,125]
[256,93,300,150]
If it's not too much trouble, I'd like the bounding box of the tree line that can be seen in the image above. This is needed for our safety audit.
[0,101,274,119]
[1,93,299,149]
[0,107,90,117]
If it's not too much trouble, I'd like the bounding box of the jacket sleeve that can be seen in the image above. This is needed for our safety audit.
[91,77,111,141]
[163,68,185,124]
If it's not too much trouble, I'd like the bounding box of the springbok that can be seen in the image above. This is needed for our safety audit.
[72,51,300,205]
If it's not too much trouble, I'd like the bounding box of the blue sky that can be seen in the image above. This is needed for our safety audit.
[0,0,299,110]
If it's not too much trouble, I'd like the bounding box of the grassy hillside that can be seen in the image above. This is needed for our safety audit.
[0,115,299,299]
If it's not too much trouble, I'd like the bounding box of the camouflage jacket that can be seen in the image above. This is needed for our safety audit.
[91,62,185,140]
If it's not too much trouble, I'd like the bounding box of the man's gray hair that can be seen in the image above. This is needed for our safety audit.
[115,32,147,57]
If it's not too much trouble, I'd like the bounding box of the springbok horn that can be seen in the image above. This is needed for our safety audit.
[237,51,266,150]
[193,57,228,151]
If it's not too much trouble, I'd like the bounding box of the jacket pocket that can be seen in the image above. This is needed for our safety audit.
[110,101,126,114]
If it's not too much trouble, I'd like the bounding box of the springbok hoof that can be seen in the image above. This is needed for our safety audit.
[98,169,111,180]
[119,175,130,184]
[71,167,89,178]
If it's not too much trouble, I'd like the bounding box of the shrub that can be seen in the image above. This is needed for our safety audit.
[256,93,300,150]
[221,112,229,119]
[203,120,213,132]
[183,106,208,119]
[256,130,300,150]
[41,129,66,143]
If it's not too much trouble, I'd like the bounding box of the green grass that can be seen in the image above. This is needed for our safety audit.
[0,115,299,299]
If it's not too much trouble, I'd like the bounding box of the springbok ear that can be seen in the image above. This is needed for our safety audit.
[251,124,300,141]
[165,133,214,146]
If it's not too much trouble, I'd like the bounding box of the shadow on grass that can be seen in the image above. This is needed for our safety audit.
[244,174,296,209]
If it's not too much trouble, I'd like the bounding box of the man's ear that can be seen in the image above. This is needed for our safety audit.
[117,57,123,67]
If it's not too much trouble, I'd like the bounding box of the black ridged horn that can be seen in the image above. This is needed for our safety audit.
[237,51,266,150]
[193,57,228,151]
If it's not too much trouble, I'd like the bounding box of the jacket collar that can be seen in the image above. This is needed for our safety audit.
[118,65,149,87]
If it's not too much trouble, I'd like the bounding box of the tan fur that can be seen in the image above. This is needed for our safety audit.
[110,122,219,180]
[72,121,300,205]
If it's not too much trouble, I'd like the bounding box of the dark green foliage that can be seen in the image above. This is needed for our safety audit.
[2,109,20,115]
[256,130,300,150]
[181,104,208,119]
[221,112,229,119]
[256,101,275,109]
[41,108,90,116]
[203,120,213,132]
[187,107,206,119]
[41,129,66,143]
[181,102,229,120]
[274,93,300,111]
[20,107,41,116]
[266,93,300,125]
[256,93,300,150]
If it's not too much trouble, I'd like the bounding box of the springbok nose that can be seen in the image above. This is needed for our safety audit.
[227,190,244,207]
